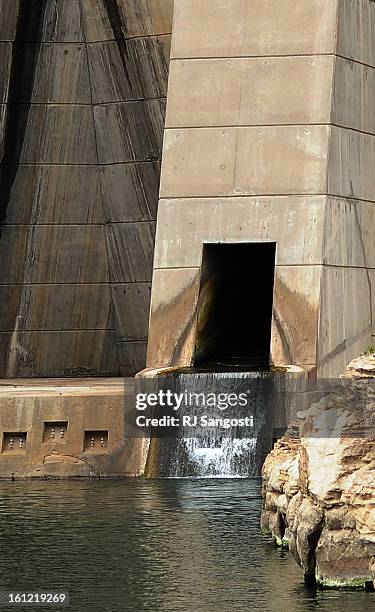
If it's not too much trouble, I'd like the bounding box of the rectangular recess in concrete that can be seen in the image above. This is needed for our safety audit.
[43,422,68,444]
[194,242,276,368]
[84,430,109,452]
[2,432,27,454]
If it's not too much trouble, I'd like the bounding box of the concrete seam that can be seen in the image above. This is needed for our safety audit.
[158,194,375,205]
[163,124,375,137]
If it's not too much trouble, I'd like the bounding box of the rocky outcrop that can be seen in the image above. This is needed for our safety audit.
[341,354,375,379]
[261,354,375,589]
[261,435,300,546]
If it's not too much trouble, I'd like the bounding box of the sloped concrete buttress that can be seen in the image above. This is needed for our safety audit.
[0,0,174,376]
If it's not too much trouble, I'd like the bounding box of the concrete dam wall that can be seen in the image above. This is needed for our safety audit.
[0,0,374,473]
[1,0,374,380]
[0,0,173,377]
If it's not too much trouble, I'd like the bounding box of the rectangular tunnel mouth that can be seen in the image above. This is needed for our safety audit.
[193,242,276,371]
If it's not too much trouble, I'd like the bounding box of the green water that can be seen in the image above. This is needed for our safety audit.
[0,479,372,611]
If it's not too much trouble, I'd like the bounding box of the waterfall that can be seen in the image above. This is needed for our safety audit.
[146,370,287,478]
[171,437,257,478]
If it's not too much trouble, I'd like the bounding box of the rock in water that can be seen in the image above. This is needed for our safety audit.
[261,354,375,589]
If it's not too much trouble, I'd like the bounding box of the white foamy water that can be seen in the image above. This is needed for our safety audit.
[176,437,257,478]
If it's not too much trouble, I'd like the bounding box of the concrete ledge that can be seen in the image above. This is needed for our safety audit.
[0,378,148,478]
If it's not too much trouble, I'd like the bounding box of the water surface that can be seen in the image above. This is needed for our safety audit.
[0,479,372,611]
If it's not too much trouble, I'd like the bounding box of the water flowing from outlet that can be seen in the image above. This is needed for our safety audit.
[149,370,288,478]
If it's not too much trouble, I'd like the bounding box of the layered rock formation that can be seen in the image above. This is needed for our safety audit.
[261,355,375,589]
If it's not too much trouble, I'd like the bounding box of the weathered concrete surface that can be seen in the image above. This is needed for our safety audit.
[154,195,375,269]
[272,266,321,368]
[154,197,326,269]
[0,331,119,378]
[0,0,173,376]
[147,264,321,369]
[147,267,201,368]
[147,0,375,376]
[0,285,113,331]
[83,0,174,41]
[0,378,148,477]
[337,0,375,67]
[160,125,331,199]
[170,0,338,58]
[261,354,375,589]
[332,57,375,134]
[328,128,375,202]
[166,56,334,128]
[318,267,372,377]
[323,198,375,268]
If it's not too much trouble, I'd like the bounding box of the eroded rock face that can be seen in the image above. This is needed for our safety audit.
[261,354,375,589]
[261,435,300,546]
[341,355,375,379]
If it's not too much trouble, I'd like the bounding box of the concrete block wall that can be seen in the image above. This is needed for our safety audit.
[0,0,174,377]
[0,379,146,477]
[147,0,375,377]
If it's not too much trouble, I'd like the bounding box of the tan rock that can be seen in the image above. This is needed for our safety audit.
[261,354,375,589]
[341,353,375,378]
[293,498,324,576]
[261,435,300,545]
[315,529,374,589]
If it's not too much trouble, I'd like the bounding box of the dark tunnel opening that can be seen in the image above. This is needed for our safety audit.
[193,242,276,370]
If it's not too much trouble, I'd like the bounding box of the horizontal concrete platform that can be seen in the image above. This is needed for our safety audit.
[0,377,133,397]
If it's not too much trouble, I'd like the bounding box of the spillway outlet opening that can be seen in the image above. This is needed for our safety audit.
[193,242,276,370]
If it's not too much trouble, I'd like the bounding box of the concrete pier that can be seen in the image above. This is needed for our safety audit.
[146,0,375,377]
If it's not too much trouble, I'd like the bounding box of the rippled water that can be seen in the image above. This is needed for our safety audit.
[0,479,372,611]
